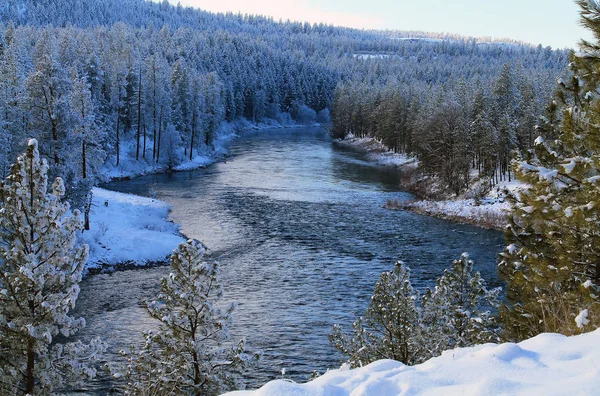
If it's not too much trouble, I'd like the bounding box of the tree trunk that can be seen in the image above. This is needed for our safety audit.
[136,65,142,161]
[116,90,121,167]
[82,140,87,179]
[52,122,59,165]
[84,193,92,231]
[26,300,35,394]
[143,124,147,159]
[152,66,157,160]
[190,110,195,161]
[156,107,162,163]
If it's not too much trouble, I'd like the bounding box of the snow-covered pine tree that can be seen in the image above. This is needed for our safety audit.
[422,253,501,355]
[499,0,600,340]
[331,255,500,368]
[0,139,104,395]
[119,240,249,396]
[330,261,424,367]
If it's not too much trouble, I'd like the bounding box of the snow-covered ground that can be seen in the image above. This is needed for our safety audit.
[80,187,185,271]
[226,329,600,396]
[335,135,418,167]
[400,180,525,229]
[404,198,510,229]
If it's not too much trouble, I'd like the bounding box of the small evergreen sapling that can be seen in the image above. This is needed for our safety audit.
[119,240,250,396]
[0,139,104,395]
[422,253,501,356]
[330,261,423,367]
[331,254,501,368]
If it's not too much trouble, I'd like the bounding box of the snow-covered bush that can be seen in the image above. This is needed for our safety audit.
[330,262,424,366]
[330,254,501,367]
[0,139,105,394]
[118,240,252,395]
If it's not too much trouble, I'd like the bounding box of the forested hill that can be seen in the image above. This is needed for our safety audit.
[0,0,568,212]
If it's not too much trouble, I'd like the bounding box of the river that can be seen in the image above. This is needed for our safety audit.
[74,126,505,392]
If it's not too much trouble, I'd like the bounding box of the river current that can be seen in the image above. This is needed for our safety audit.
[74,127,504,392]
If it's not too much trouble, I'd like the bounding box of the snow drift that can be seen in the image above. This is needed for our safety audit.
[226,329,600,395]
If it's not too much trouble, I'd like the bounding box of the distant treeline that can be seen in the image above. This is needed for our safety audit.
[0,0,568,207]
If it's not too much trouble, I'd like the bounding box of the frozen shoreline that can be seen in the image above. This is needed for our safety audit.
[102,119,322,182]
[394,198,510,230]
[334,135,418,167]
[336,135,513,229]
[80,187,186,272]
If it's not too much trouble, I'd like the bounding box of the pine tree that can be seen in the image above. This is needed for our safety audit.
[499,0,600,340]
[0,139,104,395]
[119,240,250,396]
[330,261,423,367]
[422,253,501,355]
[331,255,500,368]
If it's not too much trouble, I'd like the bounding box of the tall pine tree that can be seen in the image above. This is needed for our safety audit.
[500,0,600,339]
[119,240,250,396]
[0,139,104,394]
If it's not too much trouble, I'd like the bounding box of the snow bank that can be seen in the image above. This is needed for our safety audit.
[406,198,510,229]
[397,179,526,229]
[226,329,600,396]
[336,136,418,167]
[80,187,185,270]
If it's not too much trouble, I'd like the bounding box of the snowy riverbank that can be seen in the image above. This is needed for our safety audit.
[102,118,323,181]
[392,180,525,230]
[226,328,600,396]
[82,120,324,270]
[80,187,185,271]
[334,135,418,167]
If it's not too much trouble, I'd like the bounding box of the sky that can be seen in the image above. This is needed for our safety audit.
[169,0,591,49]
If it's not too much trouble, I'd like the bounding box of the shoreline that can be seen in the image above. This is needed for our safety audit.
[336,135,512,230]
[103,120,323,182]
[385,199,509,231]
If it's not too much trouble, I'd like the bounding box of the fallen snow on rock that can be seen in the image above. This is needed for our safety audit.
[226,329,600,396]
[80,187,185,270]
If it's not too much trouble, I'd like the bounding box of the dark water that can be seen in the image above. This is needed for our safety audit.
[74,127,504,392]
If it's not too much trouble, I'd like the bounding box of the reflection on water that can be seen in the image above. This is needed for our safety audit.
[75,127,504,392]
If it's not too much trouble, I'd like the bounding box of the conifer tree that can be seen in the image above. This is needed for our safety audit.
[330,262,423,367]
[0,139,104,395]
[331,255,500,368]
[422,253,501,355]
[119,240,249,396]
[499,0,600,340]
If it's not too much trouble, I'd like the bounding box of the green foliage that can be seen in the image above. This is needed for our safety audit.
[499,1,600,340]
[118,240,252,396]
[330,254,501,368]
[330,262,423,366]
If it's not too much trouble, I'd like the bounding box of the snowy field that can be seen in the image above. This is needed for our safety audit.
[226,329,600,396]
[335,136,418,167]
[80,187,185,270]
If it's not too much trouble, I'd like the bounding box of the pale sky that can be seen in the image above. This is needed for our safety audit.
[169,0,592,49]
